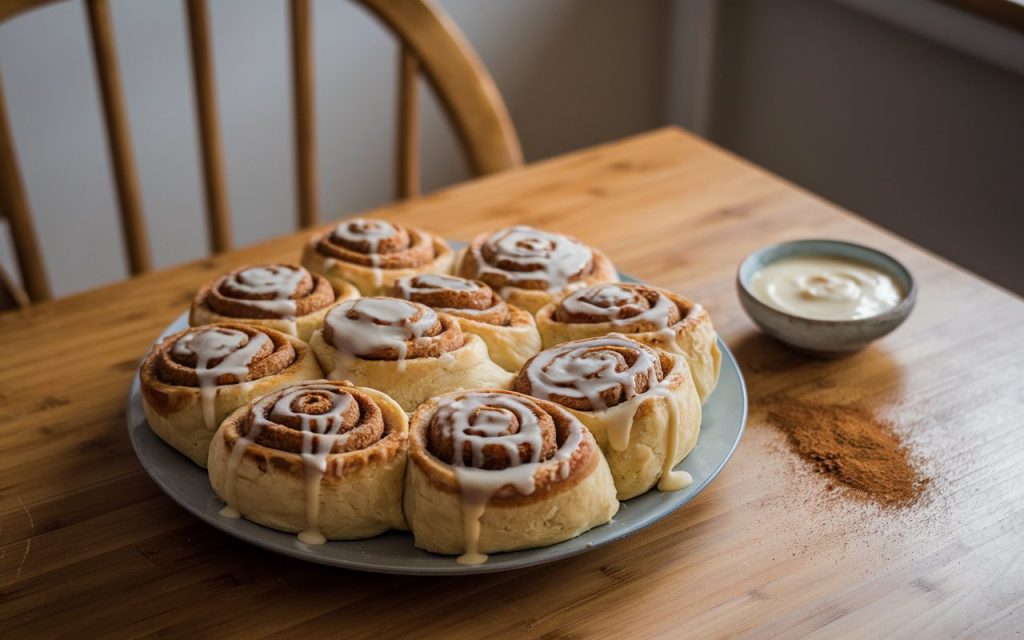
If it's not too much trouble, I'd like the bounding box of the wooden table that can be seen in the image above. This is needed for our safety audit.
[2,128,1022,639]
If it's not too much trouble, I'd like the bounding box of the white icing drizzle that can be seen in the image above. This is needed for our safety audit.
[224,265,307,336]
[646,385,693,490]
[525,336,652,412]
[332,218,403,288]
[396,274,506,320]
[432,392,583,565]
[559,284,678,329]
[333,218,397,246]
[219,383,358,545]
[228,265,303,315]
[395,273,483,298]
[171,328,269,430]
[324,298,440,376]
[525,336,692,492]
[474,226,593,294]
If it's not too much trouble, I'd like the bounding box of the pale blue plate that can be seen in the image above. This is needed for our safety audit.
[126,264,747,575]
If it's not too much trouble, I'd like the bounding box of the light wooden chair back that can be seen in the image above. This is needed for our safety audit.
[0,0,523,307]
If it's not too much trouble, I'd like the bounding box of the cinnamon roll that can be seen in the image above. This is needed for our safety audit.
[301,218,454,296]
[208,381,408,542]
[454,225,619,314]
[140,324,322,467]
[190,264,358,342]
[536,283,721,402]
[308,297,514,412]
[393,274,541,372]
[513,336,701,500]
[405,390,618,563]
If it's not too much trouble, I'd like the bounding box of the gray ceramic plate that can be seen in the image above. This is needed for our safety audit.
[126,271,747,575]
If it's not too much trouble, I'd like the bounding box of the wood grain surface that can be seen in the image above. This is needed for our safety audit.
[1,128,1022,639]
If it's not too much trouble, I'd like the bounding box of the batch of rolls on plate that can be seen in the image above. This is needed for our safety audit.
[138,220,720,565]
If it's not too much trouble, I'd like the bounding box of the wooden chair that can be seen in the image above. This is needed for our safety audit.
[0,0,523,308]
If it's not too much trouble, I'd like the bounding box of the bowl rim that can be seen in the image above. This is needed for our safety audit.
[736,238,917,326]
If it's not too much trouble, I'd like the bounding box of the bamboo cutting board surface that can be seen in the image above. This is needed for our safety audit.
[1,128,1022,638]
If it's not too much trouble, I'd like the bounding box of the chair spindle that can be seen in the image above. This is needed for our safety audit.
[291,0,317,228]
[186,0,232,253]
[85,0,151,274]
[397,45,419,199]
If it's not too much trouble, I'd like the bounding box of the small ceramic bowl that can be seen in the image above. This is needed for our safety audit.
[736,239,916,358]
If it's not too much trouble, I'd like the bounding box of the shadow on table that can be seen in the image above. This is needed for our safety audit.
[728,330,907,407]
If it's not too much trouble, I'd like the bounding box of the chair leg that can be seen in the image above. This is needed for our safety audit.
[0,262,29,310]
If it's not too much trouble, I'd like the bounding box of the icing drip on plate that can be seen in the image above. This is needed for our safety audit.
[270,387,354,544]
[427,392,582,565]
[220,383,384,544]
[519,336,693,492]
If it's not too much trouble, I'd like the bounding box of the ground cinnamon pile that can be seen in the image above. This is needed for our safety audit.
[764,399,928,507]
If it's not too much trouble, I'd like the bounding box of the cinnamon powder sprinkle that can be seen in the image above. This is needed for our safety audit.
[764,399,929,508]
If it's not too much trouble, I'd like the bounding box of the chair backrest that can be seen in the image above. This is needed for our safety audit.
[0,0,523,305]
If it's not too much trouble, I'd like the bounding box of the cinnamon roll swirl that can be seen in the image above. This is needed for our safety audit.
[393,274,541,371]
[514,336,701,499]
[536,283,721,402]
[208,381,408,542]
[308,297,514,412]
[140,324,322,467]
[454,225,619,314]
[190,264,358,341]
[405,390,618,563]
[301,218,454,296]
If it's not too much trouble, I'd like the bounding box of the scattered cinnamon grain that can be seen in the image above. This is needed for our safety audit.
[764,399,928,508]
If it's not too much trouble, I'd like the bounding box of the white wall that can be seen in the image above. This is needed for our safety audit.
[6,0,1020,299]
[0,0,670,296]
[692,0,1024,294]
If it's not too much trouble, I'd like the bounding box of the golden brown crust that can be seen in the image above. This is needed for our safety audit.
[554,283,681,328]
[140,362,193,416]
[302,224,455,297]
[513,338,670,412]
[407,389,602,505]
[313,219,438,270]
[546,350,703,500]
[394,274,511,326]
[140,327,323,468]
[140,324,298,416]
[426,394,557,469]
[392,275,541,372]
[546,284,707,336]
[193,264,335,320]
[457,226,616,293]
[536,285,721,402]
[322,297,465,361]
[502,304,537,332]
[218,381,406,482]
